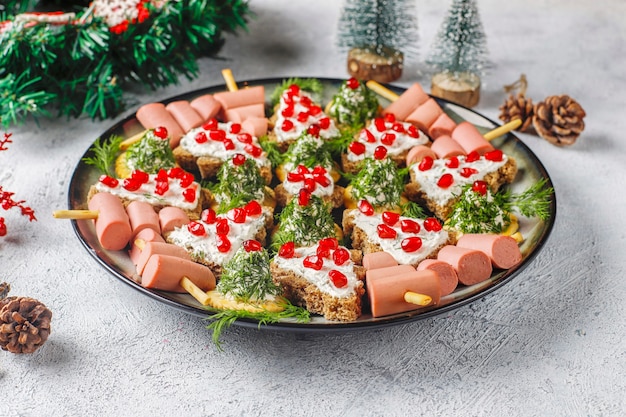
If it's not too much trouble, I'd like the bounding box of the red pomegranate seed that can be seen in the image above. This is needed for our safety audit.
[187,221,206,236]
[329,270,348,288]
[244,144,263,158]
[349,141,366,155]
[401,236,423,252]
[381,132,396,146]
[346,77,360,89]
[287,84,300,96]
[298,188,311,206]
[243,239,263,252]
[332,247,350,266]
[244,200,262,216]
[223,138,235,150]
[362,129,376,143]
[485,149,503,162]
[202,118,218,130]
[303,255,323,270]
[446,156,459,168]
[358,199,374,216]
[230,123,242,134]
[296,164,310,175]
[182,188,196,203]
[195,131,208,143]
[281,119,294,132]
[317,245,331,259]
[319,237,339,250]
[297,111,310,123]
[278,241,295,258]
[418,156,434,171]
[153,126,168,139]
[384,113,396,123]
[423,217,442,232]
[232,153,246,166]
[391,122,405,133]
[201,208,217,224]
[374,117,386,132]
[312,166,327,176]
[154,181,169,195]
[99,175,119,188]
[374,146,388,160]
[167,167,184,179]
[122,177,141,191]
[287,172,304,182]
[215,218,230,235]
[460,167,478,178]
[303,178,317,192]
[465,151,480,162]
[281,106,295,118]
[299,96,312,108]
[179,172,195,188]
[230,207,246,223]
[307,124,321,136]
[472,180,488,196]
[237,133,252,144]
[318,117,331,129]
[377,224,397,239]
[156,169,169,182]
[437,173,454,188]
[407,125,420,138]
[216,234,231,253]
[400,219,420,233]
[209,130,226,142]
[382,211,400,226]
[313,172,331,187]
[309,105,322,116]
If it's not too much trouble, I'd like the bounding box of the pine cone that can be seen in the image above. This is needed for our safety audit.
[533,95,586,146]
[499,93,534,133]
[0,296,52,354]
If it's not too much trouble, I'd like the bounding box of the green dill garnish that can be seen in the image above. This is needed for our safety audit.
[217,247,281,302]
[269,78,324,107]
[327,80,380,128]
[503,178,554,220]
[326,126,359,157]
[258,135,283,168]
[350,158,404,209]
[124,129,176,174]
[400,201,427,219]
[272,194,336,249]
[82,134,123,176]
[283,132,335,170]
[212,157,266,213]
[205,302,310,351]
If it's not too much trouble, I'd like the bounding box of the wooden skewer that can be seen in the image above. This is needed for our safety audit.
[119,129,148,151]
[366,80,521,141]
[221,68,239,92]
[52,209,98,220]
[403,291,433,306]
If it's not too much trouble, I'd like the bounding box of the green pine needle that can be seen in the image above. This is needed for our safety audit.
[269,78,324,107]
[82,134,123,176]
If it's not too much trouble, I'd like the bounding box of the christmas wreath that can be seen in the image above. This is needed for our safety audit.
[0,0,250,127]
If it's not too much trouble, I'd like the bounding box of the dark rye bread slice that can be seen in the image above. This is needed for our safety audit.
[172,145,272,184]
[404,157,518,220]
[270,254,366,322]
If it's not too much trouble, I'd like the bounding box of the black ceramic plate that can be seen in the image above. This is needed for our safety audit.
[68,78,556,332]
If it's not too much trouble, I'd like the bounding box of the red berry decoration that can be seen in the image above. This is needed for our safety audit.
[244,144,263,158]
[237,133,252,144]
[332,247,350,266]
[216,234,231,253]
[230,123,242,134]
[373,146,387,160]
[202,118,218,130]
[407,125,420,138]
[377,224,397,239]
[99,175,119,188]
[423,217,442,232]
[297,111,310,123]
[222,138,236,151]
[243,239,263,252]
[358,199,374,216]
[391,122,405,133]
[382,211,400,226]
[437,173,454,189]
[195,131,208,144]
[374,117,386,132]
[346,77,360,89]
[153,126,168,139]
[318,117,331,129]
[460,167,478,178]
[244,200,262,216]
[401,236,423,252]
[303,255,323,271]
[400,219,420,233]
[209,129,226,142]
[381,132,396,146]
[215,218,230,235]
[362,129,376,143]
[279,241,295,258]
[318,237,339,250]
[446,156,459,168]
[307,124,321,136]
[167,167,184,179]
[230,207,246,224]
[465,151,480,162]
[298,188,311,206]
[287,84,300,96]
[472,180,488,196]
[418,156,434,171]
[0,219,6,237]
[316,245,331,259]
[282,106,295,118]
[329,270,348,288]
[281,119,294,132]
[122,177,142,192]
[383,113,396,123]
[309,105,322,116]
[484,149,504,162]
[187,221,206,236]
[303,178,317,193]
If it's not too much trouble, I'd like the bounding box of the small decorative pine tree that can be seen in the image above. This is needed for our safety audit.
[336,0,418,83]
[426,0,488,76]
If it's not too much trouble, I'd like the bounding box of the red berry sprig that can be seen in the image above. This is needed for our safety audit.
[0,133,37,237]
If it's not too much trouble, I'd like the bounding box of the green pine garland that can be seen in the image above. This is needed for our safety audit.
[0,0,251,128]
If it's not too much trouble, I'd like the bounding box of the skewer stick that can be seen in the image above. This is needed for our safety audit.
[403,291,433,306]
[134,239,211,306]
[119,129,148,151]
[365,80,521,141]
[221,68,239,92]
[52,210,98,219]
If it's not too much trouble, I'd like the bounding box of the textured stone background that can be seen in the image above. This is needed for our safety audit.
[1,1,625,416]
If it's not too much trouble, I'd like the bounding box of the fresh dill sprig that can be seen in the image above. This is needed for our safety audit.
[258,135,283,168]
[205,302,310,351]
[350,157,404,208]
[283,132,335,169]
[217,248,280,302]
[326,126,359,157]
[272,194,335,250]
[269,78,324,107]
[400,201,427,219]
[82,134,123,176]
[504,178,554,220]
